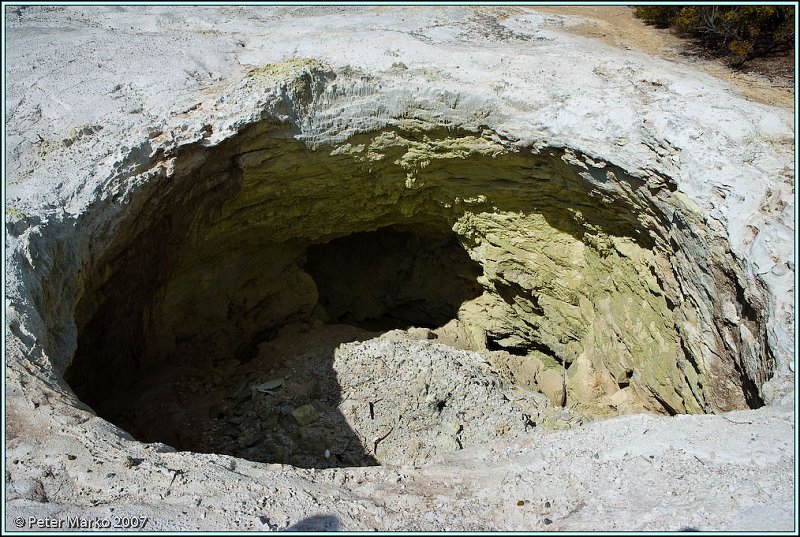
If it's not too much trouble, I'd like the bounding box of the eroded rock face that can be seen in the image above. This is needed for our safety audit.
[8,61,791,464]
[61,113,771,430]
[4,5,794,531]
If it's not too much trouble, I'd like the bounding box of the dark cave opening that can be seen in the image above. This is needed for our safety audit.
[65,221,485,468]
[305,225,484,332]
[59,126,772,471]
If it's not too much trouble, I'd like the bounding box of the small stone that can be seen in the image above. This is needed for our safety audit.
[445,421,462,435]
[124,456,143,468]
[291,404,319,426]
[408,327,436,340]
[538,368,566,407]
[516,500,525,506]
[436,434,461,452]
[253,378,284,393]
[9,478,47,502]
[543,518,552,525]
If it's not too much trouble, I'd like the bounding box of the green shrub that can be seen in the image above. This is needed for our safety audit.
[633,6,682,28]
[634,5,795,64]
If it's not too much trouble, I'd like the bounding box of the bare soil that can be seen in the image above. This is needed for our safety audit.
[529,6,794,109]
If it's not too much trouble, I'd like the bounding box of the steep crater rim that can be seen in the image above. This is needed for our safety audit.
[61,122,772,468]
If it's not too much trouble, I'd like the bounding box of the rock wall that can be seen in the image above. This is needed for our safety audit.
[44,87,767,429]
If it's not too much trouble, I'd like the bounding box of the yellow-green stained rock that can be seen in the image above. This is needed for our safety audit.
[137,127,742,418]
[292,404,319,426]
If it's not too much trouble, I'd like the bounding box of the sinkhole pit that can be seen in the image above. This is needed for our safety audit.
[63,123,774,468]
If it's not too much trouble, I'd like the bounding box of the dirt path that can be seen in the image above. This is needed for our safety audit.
[529,6,794,109]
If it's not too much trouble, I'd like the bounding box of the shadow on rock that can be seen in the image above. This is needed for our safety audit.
[286,514,341,532]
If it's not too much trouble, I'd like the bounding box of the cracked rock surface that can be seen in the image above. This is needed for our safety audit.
[4,6,795,532]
